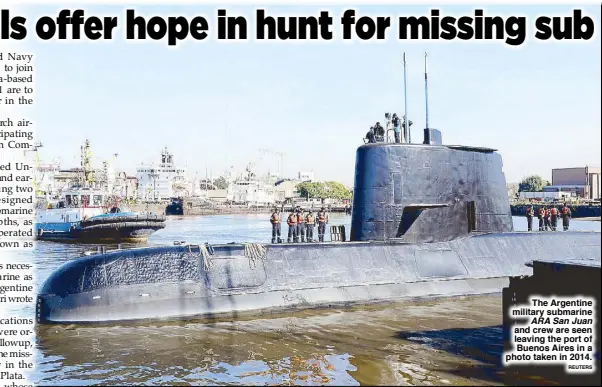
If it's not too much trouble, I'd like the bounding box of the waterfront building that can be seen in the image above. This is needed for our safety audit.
[550,166,601,200]
[136,148,191,202]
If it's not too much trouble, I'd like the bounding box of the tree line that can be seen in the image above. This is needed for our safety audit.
[519,175,551,192]
[295,181,352,201]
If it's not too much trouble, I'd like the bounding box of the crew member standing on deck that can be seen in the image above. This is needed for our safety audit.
[287,209,298,243]
[317,207,329,242]
[296,208,306,242]
[392,113,401,143]
[537,206,545,231]
[305,210,315,242]
[366,127,376,144]
[374,122,385,142]
[270,208,282,243]
[549,206,559,231]
[525,205,534,231]
[561,203,572,231]
[543,206,550,231]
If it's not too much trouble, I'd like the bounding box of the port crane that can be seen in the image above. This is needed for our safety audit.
[24,141,44,196]
[257,148,285,178]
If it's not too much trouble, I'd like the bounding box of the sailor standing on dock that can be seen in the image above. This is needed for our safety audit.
[297,208,306,242]
[561,204,572,231]
[543,207,551,231]
[305,210,315,242]
[270,208,282,243]
[287,209,298,243]
[317,207,329,242]
[525,205,534,231]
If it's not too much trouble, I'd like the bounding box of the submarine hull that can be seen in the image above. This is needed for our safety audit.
[36,231,600,324]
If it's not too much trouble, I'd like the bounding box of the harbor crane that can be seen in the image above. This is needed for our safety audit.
[24,141,44,196]
[257,148,285,178]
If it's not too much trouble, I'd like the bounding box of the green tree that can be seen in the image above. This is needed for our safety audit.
[519,175,545,192]
[213,176,228,190]
[324,181,352,200]
[296,181,352,201]
[296,182,326,200]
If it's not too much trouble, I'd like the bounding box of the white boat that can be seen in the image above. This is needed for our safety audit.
[225,163,276,206]
[136,147,191,201]
[226,180,276,206]
[34,186,166,243]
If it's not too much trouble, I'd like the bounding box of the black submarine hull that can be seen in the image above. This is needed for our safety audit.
[36,231,600,324]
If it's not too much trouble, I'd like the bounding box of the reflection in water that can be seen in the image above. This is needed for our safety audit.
[33,296,564,386]
[34,296,501,386]
[28,215,599,385]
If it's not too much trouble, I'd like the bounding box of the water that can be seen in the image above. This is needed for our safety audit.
[24,215,600,385]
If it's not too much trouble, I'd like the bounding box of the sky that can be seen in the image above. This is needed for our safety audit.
[17,4,602,186]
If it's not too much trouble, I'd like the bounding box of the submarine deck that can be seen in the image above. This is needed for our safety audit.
[359,142,498,153]
[164,230,600,250]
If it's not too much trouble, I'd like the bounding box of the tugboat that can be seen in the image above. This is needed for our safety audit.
[35,186,166,243]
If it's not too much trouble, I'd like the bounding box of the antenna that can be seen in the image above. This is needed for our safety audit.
[424,52,429,130]
[403,52,410,143]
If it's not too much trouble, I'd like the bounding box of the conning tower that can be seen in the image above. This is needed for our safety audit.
[350,130,513,243]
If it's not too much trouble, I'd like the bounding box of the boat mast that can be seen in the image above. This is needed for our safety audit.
[25,141,43,197]
[403,53,410,144]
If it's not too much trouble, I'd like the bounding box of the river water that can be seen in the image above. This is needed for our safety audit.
[21,215,600,386]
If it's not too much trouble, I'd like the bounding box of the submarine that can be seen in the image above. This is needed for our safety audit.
[35,56,601,325]
[35,133,601,324]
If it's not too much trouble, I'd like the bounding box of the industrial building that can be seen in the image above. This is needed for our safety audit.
[547,166,601,200]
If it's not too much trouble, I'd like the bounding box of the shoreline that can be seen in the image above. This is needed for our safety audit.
[129,203,352,216]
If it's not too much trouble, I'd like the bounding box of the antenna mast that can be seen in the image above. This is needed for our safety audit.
[403,53,410,143]
[424,52,429,130]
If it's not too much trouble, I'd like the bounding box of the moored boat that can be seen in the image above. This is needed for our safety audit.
[35,186,166,243]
